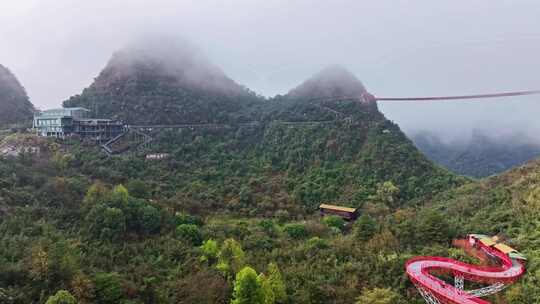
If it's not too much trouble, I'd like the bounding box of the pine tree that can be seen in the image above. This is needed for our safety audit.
[111,184,130,205]
[200,239,219,265]
[45,290,77,304]
[356,287,401,304]
[217,239,245,280]
[231,267,264,304]
[354,214,377,241]
[266,263,287,303]
[373,181,400,208]
[258,273,275,304]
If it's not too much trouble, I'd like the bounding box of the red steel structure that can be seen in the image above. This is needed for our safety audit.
[405,234,526,304]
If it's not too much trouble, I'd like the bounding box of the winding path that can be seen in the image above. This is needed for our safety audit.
[405,234,526,304]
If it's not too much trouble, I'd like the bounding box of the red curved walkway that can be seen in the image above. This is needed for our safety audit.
[405,235,526,304]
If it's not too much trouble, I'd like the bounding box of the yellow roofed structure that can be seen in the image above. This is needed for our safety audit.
[319,204,356,213]
[472,234,524,258]
[494,243,516,254]
[479,237,496,247]
[478,235,513,250]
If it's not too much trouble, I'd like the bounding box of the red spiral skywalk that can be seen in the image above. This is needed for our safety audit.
[405,235,526,304]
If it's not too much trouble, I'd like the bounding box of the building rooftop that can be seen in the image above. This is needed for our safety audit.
[37,107,88,114]
[78,119,114,122]
[509,252,527,261]
[59,107,89,111]
[494,243,516,254]
[479,237,496,247]
[319,204,357,213]
[472,234,525,259]
[39,107,89,113]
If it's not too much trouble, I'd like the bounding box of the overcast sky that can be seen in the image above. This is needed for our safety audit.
[1,0,540,141]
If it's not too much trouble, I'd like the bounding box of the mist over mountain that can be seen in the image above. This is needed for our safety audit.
[3,2,540,302]
[413,129,540,178]
[287,65,367,99]
[0,65,34,126]
[255,66,376,123]
[63,37,262,124]
[77,54,460,206]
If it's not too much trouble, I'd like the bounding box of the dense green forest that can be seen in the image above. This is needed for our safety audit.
[3,104,540,304]
[1,86,468,303]
[0,126,456,304]
[2,125,540,303]
[2,44,539,303]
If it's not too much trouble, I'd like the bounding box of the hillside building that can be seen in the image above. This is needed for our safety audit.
[319,204,359,221]
[33,107,125,141]
[145,153,170,160]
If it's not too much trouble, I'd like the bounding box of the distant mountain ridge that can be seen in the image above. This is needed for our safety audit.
[0,65,34,127]
[413,130,540,178]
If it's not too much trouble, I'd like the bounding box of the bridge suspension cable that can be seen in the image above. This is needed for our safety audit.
[308,90,540,103]
[375,90,540,101]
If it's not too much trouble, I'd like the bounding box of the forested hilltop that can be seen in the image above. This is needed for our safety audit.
[63,39,262,124]
[2,42,537,304]
[0,65,34,127]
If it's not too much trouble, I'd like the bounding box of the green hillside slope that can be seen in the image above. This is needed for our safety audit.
[97,65,462,213]
[0,48,471,303]
[416,159,540,303]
